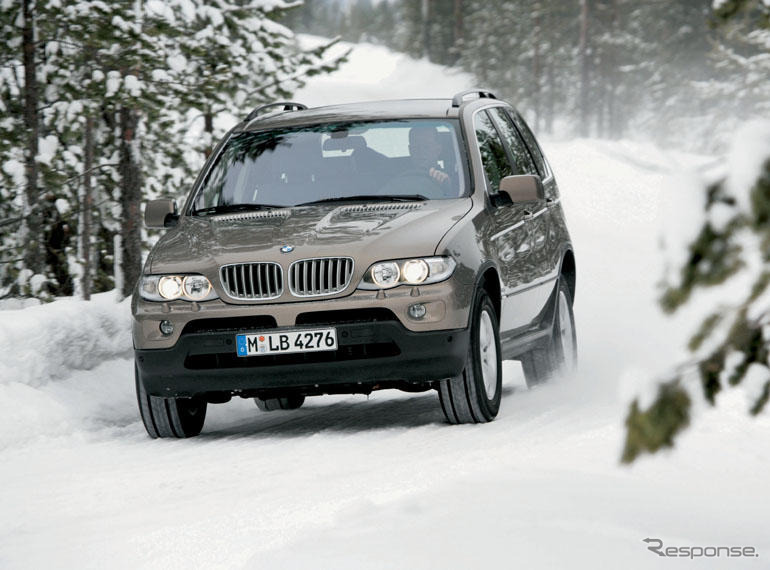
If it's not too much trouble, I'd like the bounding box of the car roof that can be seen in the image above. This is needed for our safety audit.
[239,98,466,131]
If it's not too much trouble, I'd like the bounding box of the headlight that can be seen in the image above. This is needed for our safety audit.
[401,259,429,284]
[371,261,400,288]
[183,275,212,301]
[158,276,183,300]
[358,256,456,290]
[140,274,218,302]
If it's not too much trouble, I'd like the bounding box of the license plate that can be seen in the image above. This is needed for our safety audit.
[236,328,337,357]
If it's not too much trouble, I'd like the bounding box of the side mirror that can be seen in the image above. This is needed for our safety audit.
[145,199,179,229]
[498,174,544,204]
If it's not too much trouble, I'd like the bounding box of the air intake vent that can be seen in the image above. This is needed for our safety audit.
[289,257,354,297]
[220,263,283,300]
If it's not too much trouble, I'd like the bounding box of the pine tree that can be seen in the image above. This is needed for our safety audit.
[621,0,770,463]
[0,0,347,300]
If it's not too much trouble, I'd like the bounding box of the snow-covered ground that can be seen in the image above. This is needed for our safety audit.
[1,42,768,569]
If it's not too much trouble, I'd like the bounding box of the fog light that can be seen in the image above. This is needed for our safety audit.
[408,303,427,319]
[159,320,174,336]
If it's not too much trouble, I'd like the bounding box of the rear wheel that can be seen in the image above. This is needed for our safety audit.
[521,277,577,388]
[135,364,207,438]
[438,289,502,424]
[255,395,306,411]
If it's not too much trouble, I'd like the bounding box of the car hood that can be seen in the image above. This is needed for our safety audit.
[147,199,472,276]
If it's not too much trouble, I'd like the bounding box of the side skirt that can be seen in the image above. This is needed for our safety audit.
[499,278,559,360]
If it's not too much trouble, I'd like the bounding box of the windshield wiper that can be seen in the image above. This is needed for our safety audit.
[295,194,428,207]
[193,203,283,216]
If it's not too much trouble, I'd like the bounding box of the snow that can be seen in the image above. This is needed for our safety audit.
[28,273,47,295]
[294,37,475,107]
[0,297,40,311]
[742,363,770,408]
[1,157,24,187]
[0,291,130,386]
[38,134,59,166]
[166,53,187,74]
[725,119,770,213]
[105,71,122,97]
[55,198,70,214]
[1,41,769,570]
[123,74,142,97]
[145,0,175,23]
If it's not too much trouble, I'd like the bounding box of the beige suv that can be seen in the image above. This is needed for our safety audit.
[132,90,577,438]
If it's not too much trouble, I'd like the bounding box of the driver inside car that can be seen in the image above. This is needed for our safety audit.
[408,125,451,187]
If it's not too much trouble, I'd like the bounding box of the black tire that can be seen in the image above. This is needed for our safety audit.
[438,289,502,424]
[521,277,577,388]
[254,395,306,411]
[135,364,207,438]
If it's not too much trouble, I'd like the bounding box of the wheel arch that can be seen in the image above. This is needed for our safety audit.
[560,249,576,304]
[476,263,501,320]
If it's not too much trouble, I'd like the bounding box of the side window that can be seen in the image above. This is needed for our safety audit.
[508,110,548,179]
[488,107,537,176]
[474,111,512,193]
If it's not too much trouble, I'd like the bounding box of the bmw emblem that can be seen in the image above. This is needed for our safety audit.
[280,245,294,254]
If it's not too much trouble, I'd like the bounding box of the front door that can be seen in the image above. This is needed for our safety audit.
[473,109,541,334]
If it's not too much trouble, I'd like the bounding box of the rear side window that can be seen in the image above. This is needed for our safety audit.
[487,107,537,176]
[474,111,512,193]
[507,111,548,179]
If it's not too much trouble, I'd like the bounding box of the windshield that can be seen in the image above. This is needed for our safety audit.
[190,119,468,213]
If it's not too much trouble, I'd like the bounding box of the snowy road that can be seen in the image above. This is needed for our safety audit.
[2,43,768,569]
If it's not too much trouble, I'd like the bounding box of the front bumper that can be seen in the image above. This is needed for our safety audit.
[132,279,473,350]
[135,320,470,398]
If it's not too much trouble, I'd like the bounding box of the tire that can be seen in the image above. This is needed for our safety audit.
[438,289,502,424]
[521,277,577,388]
[135,364,207,438]
[254,395,305,411]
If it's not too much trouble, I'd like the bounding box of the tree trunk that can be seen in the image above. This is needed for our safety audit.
[204,109,214,159]
[118,106,142,298]
[452,0,463,63]
[81,113,94,300]
[578,0,590,137]
[532,5,542,133]
[607,0,621,139]
[545,7,555,135]
[596,82,605,137]
[421,0,430,59]
[22,0,43,278]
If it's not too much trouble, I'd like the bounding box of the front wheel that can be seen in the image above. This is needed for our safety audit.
[438,289,502,424]
[135,365,207,438]
[521,278,577,388]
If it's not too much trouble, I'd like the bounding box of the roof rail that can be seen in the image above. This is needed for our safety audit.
[451,89,497,108]
[244,101,307,123]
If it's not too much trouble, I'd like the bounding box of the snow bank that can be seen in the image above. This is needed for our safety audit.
[0,291,131,388]
[0,292,134,448]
